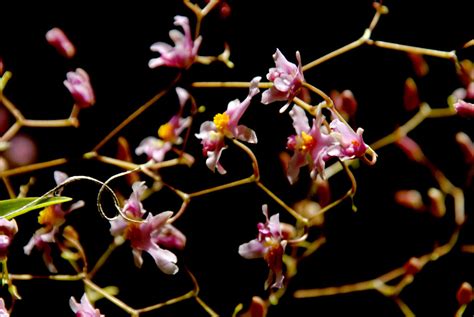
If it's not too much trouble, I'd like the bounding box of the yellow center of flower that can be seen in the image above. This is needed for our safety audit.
[299,132,314,152]
[213,113,230,132]
[158,122,175,141]
[38,206,55,225]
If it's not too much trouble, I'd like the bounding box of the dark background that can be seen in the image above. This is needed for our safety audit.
[1,1,473,316]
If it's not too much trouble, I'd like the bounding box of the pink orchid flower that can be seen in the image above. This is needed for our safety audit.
[149,16,202,69]
[262,49,305,113]
[327,117,368,161]
[286,106,335,184]
[454,99,474,117]
[109,182,185,275]
[64,68,95,109]
[195,76,260,174]
[239,205,287,289]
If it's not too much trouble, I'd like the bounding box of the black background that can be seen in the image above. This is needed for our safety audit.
[1,1,473,316]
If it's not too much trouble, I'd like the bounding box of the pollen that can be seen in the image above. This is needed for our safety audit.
[158,122,175,141]
[213,113,230,132]
[38,206,55,225]
[299,131,314,151]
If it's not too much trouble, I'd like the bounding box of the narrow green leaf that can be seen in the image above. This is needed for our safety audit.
[0,196,72,220]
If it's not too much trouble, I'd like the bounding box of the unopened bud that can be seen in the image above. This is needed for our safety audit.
[395,136,425,162]
[239,296,267,317]
[280,223,296,240]
[403,257,422,276]
[294,199,324,226]
[331,90,357,120]
[407,53,429,77]
[458,60,473,87]
[395,190,424,211]
[427,188,446,218]
[46,27,76,59]
[454,100,474,117]
[403,77,420,111]
[456,282,473,305]
[455,132,474,164]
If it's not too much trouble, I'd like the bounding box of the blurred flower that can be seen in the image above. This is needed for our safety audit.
[455,132,474,164]
[196,77,260,174]
[330,89,358,120]
[0,298,8,317]
[70,294,104,317]
[403,77,420,111]
[454,99,474,117]
[395,136,424,162]
[45,27,76,58]
[262,49,305,113]
[0,218,18,260]
[394,190,424,211]
[239,205,287,289]
[3,133,37,168]
[136,88,191,162]
[149,16,202,69]
[64,68,95,109]
[407,53,429,77]
[24,171,84,272]
[109,182,185,274]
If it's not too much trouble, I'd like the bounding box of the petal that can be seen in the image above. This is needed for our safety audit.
[148,244,179,274]
[238,239,265,259]
[234,125,257,143]
[289,106,310,135]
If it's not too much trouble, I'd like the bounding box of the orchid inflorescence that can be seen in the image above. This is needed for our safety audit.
[0,1,472,316]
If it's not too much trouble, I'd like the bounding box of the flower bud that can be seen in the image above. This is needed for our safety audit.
[239,296,267,317]
[64,68,95,109]
[407,53,429,77]
[0,218,18,260]
[455,132,474,164]
[294,199,324,226]
[427,188,446,218]
[395,190,424,211]
[395,136,425,162]
[403,77,420,111]
[403,257,422,276]
[454,100,474,117]
[456,282,473,306]
[45,27,76,58]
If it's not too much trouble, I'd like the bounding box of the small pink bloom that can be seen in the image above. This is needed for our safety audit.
[45,27,76,58]
[286,106,335,184]
[136,88,191,162]
[110,182,185,274]
[149,15,202,69]
[327,118,368,161]
[0,218,18,260]
[196,77,260,174]
[454,99,474,117]
[70,294,104,317]
[64,68,95,109]
[262,49,305,113]
[239,205,287,289]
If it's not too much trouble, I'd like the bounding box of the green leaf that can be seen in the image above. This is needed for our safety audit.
[0,196,72,220]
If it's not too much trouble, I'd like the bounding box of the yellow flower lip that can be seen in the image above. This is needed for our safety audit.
[213,113,230,132]
[299,131,314,151]
[158,122,175,141]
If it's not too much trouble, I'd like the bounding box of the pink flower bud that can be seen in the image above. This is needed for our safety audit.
[64,68,95,108]
[395,136,425,162]
[456,282,473,305]
[45,27,76,59]
[0,218,18,260]
[454,99,474,117]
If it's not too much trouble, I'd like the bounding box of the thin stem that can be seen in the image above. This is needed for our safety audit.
[0,158,68,178]
[191,81,273,89]
[21,118,77,128]
[196,296,219,317]
[2,177,16,198]
[4,272,85,281]
[393,297,415,317]
[92,74,181,152]
[188,175,255,198]
[88,241,119,279]
[366,39,457,60]
[302,32,369,72]
[233,139,260,179]
[256,181,308,224]
[136,290,195,314]
[83,278,137,315]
